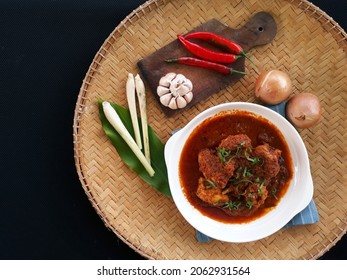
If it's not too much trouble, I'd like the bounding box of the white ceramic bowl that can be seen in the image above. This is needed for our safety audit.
[164,102,313,242]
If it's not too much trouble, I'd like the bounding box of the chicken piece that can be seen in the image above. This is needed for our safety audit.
[196,177,229,205]
[222,181,248,197]
[198,148,235,188]
[243,182,269,210]
[218,134,252,151]
[253,144,281,178]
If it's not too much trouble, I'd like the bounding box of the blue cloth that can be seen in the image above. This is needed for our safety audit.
[195,102,320,242]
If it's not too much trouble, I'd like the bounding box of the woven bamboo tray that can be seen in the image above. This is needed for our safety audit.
[73,0,347,259]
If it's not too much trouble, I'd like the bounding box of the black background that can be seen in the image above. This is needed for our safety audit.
[0,0,346,260]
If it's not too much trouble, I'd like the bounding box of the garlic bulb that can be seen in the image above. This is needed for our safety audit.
[157,73,193,110]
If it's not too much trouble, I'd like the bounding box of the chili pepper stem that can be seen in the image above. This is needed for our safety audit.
[231,69,247,75]
[241,51,257,68]
[165,58,177,63]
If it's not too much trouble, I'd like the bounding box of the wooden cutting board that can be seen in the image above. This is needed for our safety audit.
[137,11,277,117]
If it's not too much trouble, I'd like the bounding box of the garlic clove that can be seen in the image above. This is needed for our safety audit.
[184,92,193,103]
[176,96,188,109]
[175,74,186,82]
[157,85,170,97]
[160,93,173,107]
[181,84,192,94]
[185,78,193,90]
[168,98,178,110]
[159,72,176,87]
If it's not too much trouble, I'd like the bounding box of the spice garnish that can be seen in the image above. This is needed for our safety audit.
[233,179,254,185]
[222,201,241,211]
[246,200,253,209]
[217,147,232,163]
[231,141,246,158]
[244,147,263,165]
[257,179,266,195]
[204,179,218,189]
[243,166,253,177]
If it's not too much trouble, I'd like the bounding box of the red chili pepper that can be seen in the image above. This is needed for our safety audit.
[177,35,240,64]
[185,31,243,54]
[184,32,255,66]
[165,57,245,75]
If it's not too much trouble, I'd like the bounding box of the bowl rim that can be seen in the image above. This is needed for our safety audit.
[164,102,313,242]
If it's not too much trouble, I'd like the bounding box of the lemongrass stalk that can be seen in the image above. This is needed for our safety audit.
[135,74,151,164]
[126,73,142,149]
[102,101,155,177]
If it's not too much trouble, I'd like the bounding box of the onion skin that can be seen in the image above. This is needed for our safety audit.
[255,70,292,105]
[285,92,321,128]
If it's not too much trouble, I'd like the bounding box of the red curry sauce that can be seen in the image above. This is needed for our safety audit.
[179,110,293,224]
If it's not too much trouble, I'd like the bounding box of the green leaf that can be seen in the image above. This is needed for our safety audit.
[98,99,171,197]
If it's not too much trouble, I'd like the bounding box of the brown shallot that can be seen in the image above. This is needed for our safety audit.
[286,92,321,128]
